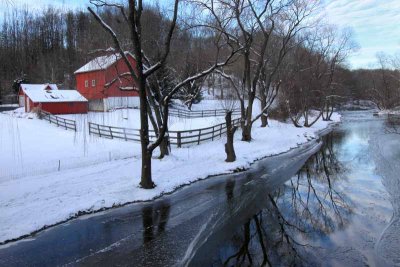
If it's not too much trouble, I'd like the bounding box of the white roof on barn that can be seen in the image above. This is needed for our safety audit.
[23,87,87,103]
[74,51,135,74]
[20,83,58,91]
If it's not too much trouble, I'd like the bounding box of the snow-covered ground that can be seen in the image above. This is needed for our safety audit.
[0,101,234,181]
[376,109,400,116]
[0,103,340,244]
[0,110,138,181]
[59,107,229,131]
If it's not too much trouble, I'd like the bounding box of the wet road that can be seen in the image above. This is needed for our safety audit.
[0,111,398,266]
[0,124,324,266]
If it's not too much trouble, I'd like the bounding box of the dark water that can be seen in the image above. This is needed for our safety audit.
[209,130,352,266]
[0,111,398,267]
[208,111,397,267]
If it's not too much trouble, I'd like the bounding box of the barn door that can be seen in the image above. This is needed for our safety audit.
[19,96,25,107]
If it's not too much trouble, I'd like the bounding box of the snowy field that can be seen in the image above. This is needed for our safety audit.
[0,102,340,244]
[0,111,139,180]
[56,100,233,132]
[59,107,229,131]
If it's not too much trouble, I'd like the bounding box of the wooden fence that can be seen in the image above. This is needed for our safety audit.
[89,117,241,147]
[40,111,77,131]
[169,108,241,118]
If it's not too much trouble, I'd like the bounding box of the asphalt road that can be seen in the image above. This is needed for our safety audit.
[0,131,323,267]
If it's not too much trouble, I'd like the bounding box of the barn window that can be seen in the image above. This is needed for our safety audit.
[92,80,96,87]
[85,80,89,88]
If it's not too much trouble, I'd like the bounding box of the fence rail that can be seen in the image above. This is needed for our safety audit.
[40,110,77,131]
[89,117,241,147]
[169,108,241,118]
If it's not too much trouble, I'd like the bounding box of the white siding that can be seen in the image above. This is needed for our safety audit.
[19,96,25,107]
[104,97,139,111]
[88,99,105,111]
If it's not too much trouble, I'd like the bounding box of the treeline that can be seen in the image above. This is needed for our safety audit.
[351,54,400,109]
[0,4,214,102]
[0,7,113,91]
[1,4,398,112]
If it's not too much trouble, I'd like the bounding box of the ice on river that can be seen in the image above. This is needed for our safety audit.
[370,130,400,266]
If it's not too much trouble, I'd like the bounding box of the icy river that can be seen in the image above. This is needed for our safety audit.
[0,111,399,266]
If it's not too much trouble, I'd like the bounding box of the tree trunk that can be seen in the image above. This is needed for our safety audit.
[261,115,268,127]
[140,149,155,188]
[259,85,268,127]
[242,124,252,141]
[138,76,155,189]
[242,99,253,141]
[158,135,170,159]
[225,111,237,162]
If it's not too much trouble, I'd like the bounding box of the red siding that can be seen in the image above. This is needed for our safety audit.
[40,102,88,114]
[76,71,106,100]
[26,98,88,114]
[75,54,139,101]
[104,54,139,98]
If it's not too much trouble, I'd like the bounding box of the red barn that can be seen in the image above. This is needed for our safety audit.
[19,84,88,114]
[74,51,139,111]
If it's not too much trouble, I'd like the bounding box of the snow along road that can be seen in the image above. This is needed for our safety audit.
[0,128,324,266]
[0,111,340,244]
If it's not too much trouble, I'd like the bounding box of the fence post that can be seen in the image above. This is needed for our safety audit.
[98,124,102,137]
[123,128,127,141]
[56,117,59,127]
[198,129,202,144]
[202,110,204,117]
[219,124,222,137]
[177,132,182,148]
[109,126,113,139]
[64,119,67,130]
[212,126,215,141]
[215,110,217,116]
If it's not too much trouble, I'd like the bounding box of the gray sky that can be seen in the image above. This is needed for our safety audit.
[1,0,399,69]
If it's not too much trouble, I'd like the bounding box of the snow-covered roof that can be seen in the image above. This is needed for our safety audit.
[24,89,88,103]
[74,52,135,74]
[20,83,58,91]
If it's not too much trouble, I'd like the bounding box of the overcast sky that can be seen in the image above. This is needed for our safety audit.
[1,0,399,69]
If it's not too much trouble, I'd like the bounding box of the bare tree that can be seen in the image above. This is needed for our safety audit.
[88,0,239,188]
[368,53,400,110]
[285,25,354,127]
[220,95,239,162]
[207,0,317,140]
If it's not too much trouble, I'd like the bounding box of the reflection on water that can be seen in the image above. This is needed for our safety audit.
[384,114,400,134]
[213,133,358,266]
[142,202,171,244]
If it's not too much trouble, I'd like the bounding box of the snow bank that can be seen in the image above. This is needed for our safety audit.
[0,111,340,244]
[376,109,400,116]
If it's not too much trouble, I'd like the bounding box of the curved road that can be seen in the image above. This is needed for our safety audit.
[0,132,324,266]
